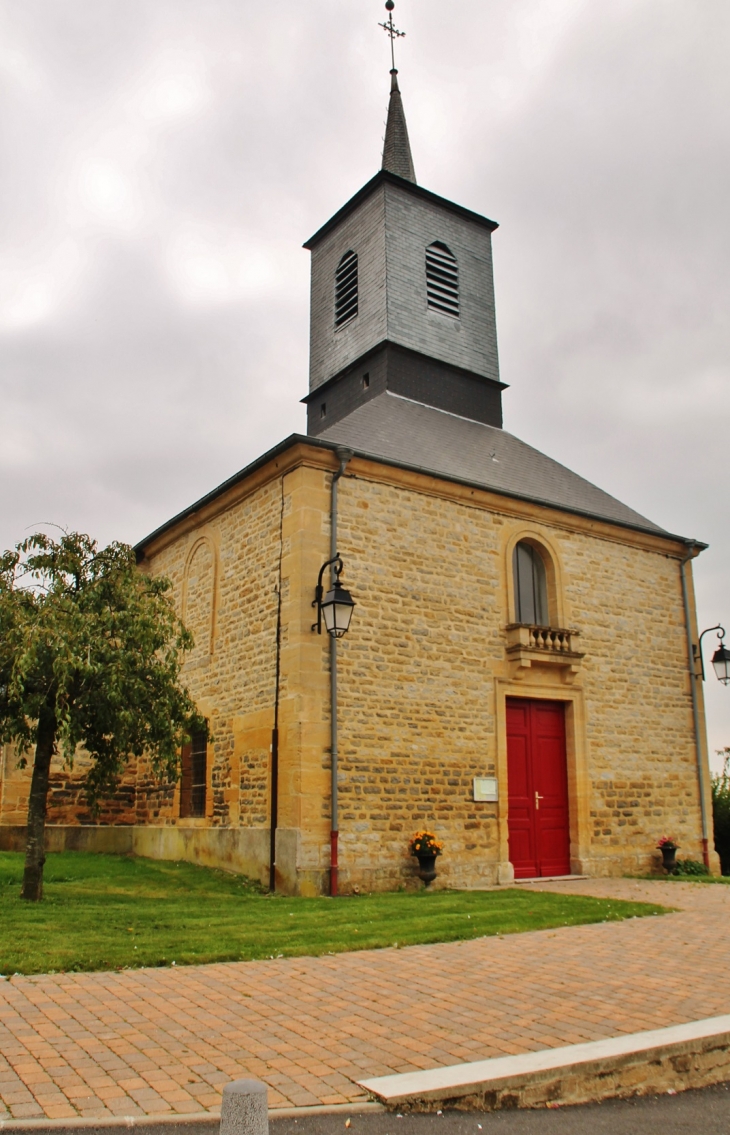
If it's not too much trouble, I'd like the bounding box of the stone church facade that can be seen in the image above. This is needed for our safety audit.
[0,70,718,891]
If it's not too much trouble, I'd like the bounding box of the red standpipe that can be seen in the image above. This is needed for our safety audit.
[330,830,339,897]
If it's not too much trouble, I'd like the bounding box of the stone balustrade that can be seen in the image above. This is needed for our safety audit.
[505,623,584,679]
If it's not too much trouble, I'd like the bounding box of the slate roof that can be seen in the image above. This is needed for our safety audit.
[318,390,668,535]
[136,392,699,556]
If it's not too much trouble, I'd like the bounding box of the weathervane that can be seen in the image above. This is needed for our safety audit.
[379,0,405,72]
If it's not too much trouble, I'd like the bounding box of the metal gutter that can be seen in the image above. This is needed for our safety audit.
[679,547,711,867]
[268,479,286,893]
[328,447,353,897]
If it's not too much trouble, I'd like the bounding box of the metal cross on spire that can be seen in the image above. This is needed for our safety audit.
[379,0,405,73]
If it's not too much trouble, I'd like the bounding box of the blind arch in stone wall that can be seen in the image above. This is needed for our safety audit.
[181,536,218,664]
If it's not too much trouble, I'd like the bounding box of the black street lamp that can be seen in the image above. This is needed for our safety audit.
[697,624,730,685]
[312,554,355,638]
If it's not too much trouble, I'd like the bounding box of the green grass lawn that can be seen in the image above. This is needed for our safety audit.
[0,852,670,976]
[658,873,730,884]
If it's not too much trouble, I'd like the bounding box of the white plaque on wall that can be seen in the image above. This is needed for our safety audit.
[473,777,498,802]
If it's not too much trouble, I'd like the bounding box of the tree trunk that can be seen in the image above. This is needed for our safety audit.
[21,698,56,902]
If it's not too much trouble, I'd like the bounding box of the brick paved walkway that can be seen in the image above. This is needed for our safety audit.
[1,878,729,1122]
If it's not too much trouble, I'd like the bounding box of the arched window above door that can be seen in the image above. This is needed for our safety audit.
[513,541,549,626]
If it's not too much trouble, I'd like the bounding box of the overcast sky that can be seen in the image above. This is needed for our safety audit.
[1,0,729,759]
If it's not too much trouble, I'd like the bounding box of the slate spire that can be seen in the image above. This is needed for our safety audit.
[382,68,416,183]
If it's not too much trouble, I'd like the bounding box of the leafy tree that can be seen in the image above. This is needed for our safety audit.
[0,532,206,901]
[712,748,730,876]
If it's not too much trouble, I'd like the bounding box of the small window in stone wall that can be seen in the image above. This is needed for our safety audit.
[513,541,548,626]
[335,250,358,328]
[180,730,207,818]
[426,241,459,317]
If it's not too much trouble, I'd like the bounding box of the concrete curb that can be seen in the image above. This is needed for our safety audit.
[358,1014,730,1111]
[6,1015,730,1128]
[0,1103,384,1134]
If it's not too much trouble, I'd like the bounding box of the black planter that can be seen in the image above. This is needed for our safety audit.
[660,845,678,874]
[416,853,438,886]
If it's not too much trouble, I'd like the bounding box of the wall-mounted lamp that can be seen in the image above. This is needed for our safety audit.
[312,554,355,638]
[697,624,730,685]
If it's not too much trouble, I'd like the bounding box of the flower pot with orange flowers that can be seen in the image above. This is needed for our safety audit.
[657,835,679,875]
[409,830,444,886]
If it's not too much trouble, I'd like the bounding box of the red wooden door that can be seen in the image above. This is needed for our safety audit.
[506,698,570,878]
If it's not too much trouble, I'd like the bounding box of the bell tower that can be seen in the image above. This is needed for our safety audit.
[303,1,504,437]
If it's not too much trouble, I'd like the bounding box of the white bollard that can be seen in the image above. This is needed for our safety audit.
[220,1079,269,1135]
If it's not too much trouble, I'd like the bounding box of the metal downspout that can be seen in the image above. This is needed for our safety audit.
[269,477,286,892]
[679,546,711,868]
[330,447,353,897]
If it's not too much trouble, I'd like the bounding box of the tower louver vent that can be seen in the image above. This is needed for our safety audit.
[426,241,459,318]
[335,250,358,328]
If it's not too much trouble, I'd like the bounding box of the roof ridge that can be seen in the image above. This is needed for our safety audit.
[385,390,501,429]
[320,394,674,537]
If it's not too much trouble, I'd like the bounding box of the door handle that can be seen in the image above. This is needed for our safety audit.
[535,791,544,811]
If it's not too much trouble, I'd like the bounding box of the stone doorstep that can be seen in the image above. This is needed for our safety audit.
[357,1014,730,1111]
[0,1103,384,1134]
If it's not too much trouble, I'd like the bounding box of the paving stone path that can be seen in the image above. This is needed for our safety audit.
[1,878,729,1121]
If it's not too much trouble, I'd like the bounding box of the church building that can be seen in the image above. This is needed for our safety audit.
[0,54,719,891]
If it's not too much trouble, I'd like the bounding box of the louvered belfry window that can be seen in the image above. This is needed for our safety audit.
[426,241,459,317]
[334,250,358,328]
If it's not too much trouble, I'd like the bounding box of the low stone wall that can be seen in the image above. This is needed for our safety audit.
[133,826,270,885]
[0,825,134,854]
[0,825,270,886]
[0,823,674,892]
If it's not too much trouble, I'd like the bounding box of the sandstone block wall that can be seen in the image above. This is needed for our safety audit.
[0,445,714,892]
[139,476,283,837]
[1,471,284,887]
[327,467,712,890]
[0,745,141,829]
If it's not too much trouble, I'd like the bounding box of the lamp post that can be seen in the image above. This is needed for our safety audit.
[688,620,730,871]
[312,552,355,898]
[696,624,730,685]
